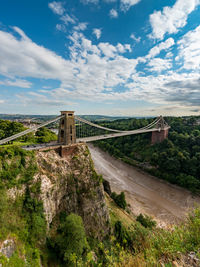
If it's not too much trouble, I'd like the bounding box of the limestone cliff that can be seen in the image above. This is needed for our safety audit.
[35,144,110,239]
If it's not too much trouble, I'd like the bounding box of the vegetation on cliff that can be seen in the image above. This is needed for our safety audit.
[0,140,200,266]
[94,116,200,193]
[0,146,45,266]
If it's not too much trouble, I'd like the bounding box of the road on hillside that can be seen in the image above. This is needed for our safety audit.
[88,144,200,227]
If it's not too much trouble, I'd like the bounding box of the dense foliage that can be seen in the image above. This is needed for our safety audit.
[111,191,127,209]
[0,119,26,140]
[95,116,200,193]
[0,146,37,188]
[136,213,156,229]
[0,119,57,145]
[48,213,89,265]
[1,143,200,266]
[35,127,57,143]
[0,146,45,266]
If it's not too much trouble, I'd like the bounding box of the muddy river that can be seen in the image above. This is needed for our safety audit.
[88,144,200,227]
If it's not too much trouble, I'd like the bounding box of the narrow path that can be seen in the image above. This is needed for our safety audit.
[88,144,200,227]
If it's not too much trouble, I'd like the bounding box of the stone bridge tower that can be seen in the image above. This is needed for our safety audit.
[58,111,76,145]
[151,116,169,144]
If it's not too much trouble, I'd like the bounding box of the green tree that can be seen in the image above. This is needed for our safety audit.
[111,192,127,209]
[54,213,89,264]
[35,127,57,143]
[136,213,156,229]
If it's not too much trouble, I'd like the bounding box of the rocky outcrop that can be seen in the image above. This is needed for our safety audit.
[0,239,15,258]
[35,144,110,239]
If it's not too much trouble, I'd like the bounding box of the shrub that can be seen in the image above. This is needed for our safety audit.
[111,191,127,209]
[136,213,156,229]
[23,188,46,244]
[52,213,89,264]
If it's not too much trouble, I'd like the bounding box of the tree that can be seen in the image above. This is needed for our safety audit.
[35,127,57,143]
[54,213,89,264]
[111,192,127,209]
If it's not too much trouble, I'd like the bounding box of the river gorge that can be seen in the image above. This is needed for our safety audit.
[88,144,200,228]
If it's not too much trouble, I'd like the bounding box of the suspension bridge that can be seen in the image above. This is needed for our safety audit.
[0,111,170,147]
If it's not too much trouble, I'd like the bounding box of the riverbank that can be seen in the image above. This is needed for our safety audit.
[88,143,200,228]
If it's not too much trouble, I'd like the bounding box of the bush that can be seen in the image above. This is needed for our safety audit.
[52,213,89,264]
[35,127,57,143]
[23,188,46,244]
[136,213,156,229]
[114,220,149,253]
[111,191,127,209]
[114,221,133,250]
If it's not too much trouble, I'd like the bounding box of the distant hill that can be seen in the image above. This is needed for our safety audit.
[0,113,151,122]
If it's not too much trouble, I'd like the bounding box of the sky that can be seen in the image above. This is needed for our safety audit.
[0,0,199,116]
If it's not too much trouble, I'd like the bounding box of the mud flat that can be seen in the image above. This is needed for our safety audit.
[88,144,200,227]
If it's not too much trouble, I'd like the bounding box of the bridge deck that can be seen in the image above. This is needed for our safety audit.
[77,127,170,143]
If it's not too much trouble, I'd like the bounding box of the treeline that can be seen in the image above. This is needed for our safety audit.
[0,119,57,144]
[94,116,200,193]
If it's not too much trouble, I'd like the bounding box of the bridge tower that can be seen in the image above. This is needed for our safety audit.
[58,111,76,145]
[151,116,169,144]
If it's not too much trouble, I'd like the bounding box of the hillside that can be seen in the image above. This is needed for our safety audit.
[0,143,200,266]
[0,144,110,266]
[94,116,200,193]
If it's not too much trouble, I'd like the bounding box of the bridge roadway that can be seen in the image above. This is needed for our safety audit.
[22,127,169,151]
[76,127,164,142]
[0,114,169,147]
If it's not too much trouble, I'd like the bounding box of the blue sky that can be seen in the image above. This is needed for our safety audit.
[0,0,199,116]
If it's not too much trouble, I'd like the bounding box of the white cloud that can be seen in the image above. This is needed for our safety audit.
[149,0,200,40]
[81,0,99,4]
[147,58,172,72]
[56,24,66,32]
[93,28,102,39]
[120,0,141,12]
[60,14,76,25]
[73,22,88,31]
[13,26,30,41]
[146,38,175,59]
[0,99,5,104]
[0,27,75,81]
[166,52,173,58]
[117,43,131,53]
[1,26,199,110]
[0,79,32,88]
[17,92,76,107]
[130,33,141,43]
[98,43,117,58]
[124,71,200,107]
[0,27,138,104]
[98,42,131,58]
[48,1,65,15]
[109,9,118,18]
[176,25,200,70]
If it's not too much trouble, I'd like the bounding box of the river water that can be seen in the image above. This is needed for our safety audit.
[88,144,200,227]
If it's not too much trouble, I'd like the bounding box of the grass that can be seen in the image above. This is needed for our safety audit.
[0,141,34,148]
[105,194,135,228]
[106,192,200,266]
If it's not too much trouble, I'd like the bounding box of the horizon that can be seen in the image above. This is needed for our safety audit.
[0,112,199,119]
[0,0,199,116]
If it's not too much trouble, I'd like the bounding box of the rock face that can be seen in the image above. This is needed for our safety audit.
[0,239,15,258]
[35,144,110,239]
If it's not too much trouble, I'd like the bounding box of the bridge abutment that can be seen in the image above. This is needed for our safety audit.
[151,129,169,144]
[58,111,76,145]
